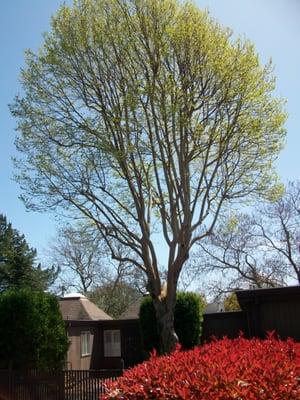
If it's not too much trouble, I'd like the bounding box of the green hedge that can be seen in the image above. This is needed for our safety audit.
[139,292,205,354]
[0,289,68,370]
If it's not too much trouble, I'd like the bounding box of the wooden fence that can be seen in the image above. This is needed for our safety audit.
[0,369,121,400]
[200,286,300,343]
[201,311,248,343]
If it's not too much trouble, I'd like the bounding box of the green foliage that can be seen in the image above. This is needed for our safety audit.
[10,0,287,353]
[140,292,205,353]
[139,296,159,354]
[224,292,241,311]
[0,214,58,292]
[0,288,68,370]
[10,0,286,216]
[174,292,205,349]
[88,282,141,318]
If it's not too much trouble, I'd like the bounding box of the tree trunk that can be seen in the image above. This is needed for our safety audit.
[153,296,178,354]
[296,268,300,285]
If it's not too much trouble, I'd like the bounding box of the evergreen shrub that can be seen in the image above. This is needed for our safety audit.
[0,288,68,370]
[139,292,204,353]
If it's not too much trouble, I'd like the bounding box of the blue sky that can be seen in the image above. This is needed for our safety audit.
[0,0,299,262]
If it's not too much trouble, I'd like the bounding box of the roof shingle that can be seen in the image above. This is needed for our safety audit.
[59,294,113,321]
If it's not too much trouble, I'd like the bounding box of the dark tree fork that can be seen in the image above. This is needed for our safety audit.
[11,0,286,353]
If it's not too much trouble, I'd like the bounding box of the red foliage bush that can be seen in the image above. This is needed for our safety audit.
[102,334,300,399]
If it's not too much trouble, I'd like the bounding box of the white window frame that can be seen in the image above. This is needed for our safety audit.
[81,331,91,357]
[104,330,121,357]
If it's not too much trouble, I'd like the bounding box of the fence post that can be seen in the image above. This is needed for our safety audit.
[120,358,125,373]
[59,370,65,400]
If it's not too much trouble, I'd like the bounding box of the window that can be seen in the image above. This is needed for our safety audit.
[104,330,121,357]
[81,331,91,357]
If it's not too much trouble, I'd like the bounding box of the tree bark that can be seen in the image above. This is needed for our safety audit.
[153,293,178,354]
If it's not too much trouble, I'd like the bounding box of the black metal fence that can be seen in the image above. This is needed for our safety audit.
[64,370,121,400]
[0,369,121,400]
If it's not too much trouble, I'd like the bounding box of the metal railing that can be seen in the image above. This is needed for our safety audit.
[0,369,121,400]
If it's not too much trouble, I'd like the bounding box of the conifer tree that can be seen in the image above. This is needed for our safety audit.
[0,214,57,291]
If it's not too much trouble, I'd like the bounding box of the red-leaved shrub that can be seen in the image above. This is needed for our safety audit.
[102,334,300,399]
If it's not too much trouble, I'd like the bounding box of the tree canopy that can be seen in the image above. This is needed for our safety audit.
[11,0,286,352]
[51,222,146,297]
[88,281,141,318]
[195,180,300,295]
[223,292,241,312]
[51,223,109,293]
[0,214,57,292]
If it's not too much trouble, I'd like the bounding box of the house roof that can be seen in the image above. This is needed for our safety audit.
[204,301,225,314]
[59,294,113,321]
[118,297,226,319]
[63,292,86,299]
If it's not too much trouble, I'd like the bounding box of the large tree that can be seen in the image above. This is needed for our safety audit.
[0,214,57,292]
[195,181,300,295]
[255,181,300,284]
[51,223,146,305]
[195,213,286,294]
[51,223,110,293]
[11,0,286,352]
